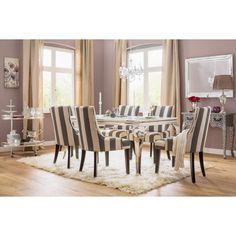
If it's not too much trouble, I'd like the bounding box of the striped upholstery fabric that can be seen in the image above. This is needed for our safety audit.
[102,129,130,139]
[104,106,140,139]
[155,107,211,153]
[147,105,174,132]
[75,106,130,152]
[50,106,80,146]
[118,105,140,116]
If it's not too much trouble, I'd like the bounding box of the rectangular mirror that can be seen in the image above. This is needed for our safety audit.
[185,54,233,98]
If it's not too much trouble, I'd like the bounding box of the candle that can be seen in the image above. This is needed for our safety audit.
[99,92,102,115]
[99,92,102,103]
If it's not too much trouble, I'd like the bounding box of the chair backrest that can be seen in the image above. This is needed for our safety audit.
[186,107,211,153]
[50,106,79,146]
[75,106,105,151]
[148,105,174,132]
[151,105,174,117]
[118,105,140,116]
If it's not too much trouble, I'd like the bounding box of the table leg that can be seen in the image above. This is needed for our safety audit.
[223,125,227,158]
[230,126,235,157]
[133,138,143,175]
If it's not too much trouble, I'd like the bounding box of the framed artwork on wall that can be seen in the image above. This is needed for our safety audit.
[4,57,20,88]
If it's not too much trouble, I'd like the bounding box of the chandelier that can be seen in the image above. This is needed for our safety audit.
[119,59,143,82]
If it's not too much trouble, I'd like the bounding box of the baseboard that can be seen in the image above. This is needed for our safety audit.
[0,140,55,153]
[204,147,236,156]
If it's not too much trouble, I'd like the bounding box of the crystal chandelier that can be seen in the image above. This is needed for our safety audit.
[119,59,143,82]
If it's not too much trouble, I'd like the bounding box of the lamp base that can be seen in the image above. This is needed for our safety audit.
[219,93,226,113]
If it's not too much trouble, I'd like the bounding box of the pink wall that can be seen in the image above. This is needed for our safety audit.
[179,40,236,149]
[0,40,23,144]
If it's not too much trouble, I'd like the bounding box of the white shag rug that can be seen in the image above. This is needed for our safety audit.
[17,151,205,195]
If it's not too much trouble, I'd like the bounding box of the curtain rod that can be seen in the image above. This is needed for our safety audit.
[44,41,75,50]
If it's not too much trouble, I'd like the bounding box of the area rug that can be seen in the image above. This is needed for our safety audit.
[17,151,206,195]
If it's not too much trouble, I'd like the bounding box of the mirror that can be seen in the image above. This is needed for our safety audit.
[185,54,233,98]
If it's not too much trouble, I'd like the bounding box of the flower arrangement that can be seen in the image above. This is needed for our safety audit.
[188,96,200,103]
[188,96,200,112]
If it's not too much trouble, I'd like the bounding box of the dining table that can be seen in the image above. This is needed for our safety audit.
[96,115,177,174]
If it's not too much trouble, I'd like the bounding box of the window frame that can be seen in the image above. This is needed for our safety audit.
[127,45,163,112]
[42,45,75,113]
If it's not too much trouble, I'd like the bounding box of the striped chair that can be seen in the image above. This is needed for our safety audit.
[75,106,131,177]
[118,105,140,116]
[50,106,80,169]
[146,105,174,157]
[153,107,211,183]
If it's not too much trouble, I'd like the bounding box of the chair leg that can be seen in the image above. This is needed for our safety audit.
[124,149,130,174]
[79,150,86,171]
[67,146,71,169]
[59,145,62,151]
[172,156,176,167]
[167,151,171,160]
[75,147,79,159]
[105,151,109,167]
[153,144,156,163]
[97,152,99,164]
[199,151,206,177]
[70,146,73,157]
[153,147,161,173]
[53,144,60,164]
[150,143,153,157]
[129,141,134,160]
[94,152,98,177]
[190,152,196,183]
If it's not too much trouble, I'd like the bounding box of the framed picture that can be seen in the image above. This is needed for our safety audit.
[4,57,20,88]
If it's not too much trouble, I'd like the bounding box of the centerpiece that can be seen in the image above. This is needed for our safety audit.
[188,96,200,112]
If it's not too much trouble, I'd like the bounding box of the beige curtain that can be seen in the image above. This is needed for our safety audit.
[23,40,44,138]
[113,40,127,107]
[75,40,94,106]
[161,40,181,126]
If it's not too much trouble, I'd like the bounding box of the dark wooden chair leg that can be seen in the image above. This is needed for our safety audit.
[53,144,60,164]
[190,152,196,183]
[124,149,130,174]
[172,156,176,167]
[79,150,86,171]
[199,151,206,177]
[70,146,73,157]
[167,151,171,160]
[105,151,109,166]
[154,148,161,173]
[67,146,71,169]
[153,144,156,163]
[129,141,134,160]
[94,152,98,177]
[150,142,153,157]
[75,147,79,159]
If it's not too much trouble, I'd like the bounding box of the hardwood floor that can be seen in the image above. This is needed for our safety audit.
[0,147,235,196]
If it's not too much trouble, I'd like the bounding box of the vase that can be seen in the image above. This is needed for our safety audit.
[191,102,198,112]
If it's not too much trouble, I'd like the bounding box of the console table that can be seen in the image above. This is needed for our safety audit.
[182,112,235,158]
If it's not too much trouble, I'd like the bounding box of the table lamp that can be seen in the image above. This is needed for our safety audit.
[213,75,233,112]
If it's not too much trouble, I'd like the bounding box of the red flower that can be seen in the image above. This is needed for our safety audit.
[188,96,200,102]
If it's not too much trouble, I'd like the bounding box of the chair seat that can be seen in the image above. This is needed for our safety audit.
[144,130,173,143]
[102,129,129,138]
[102,137,131,151]
[155,137,174,151]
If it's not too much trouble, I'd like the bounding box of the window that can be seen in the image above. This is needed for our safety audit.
[127,46,162,112]
[42,46,75,112]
